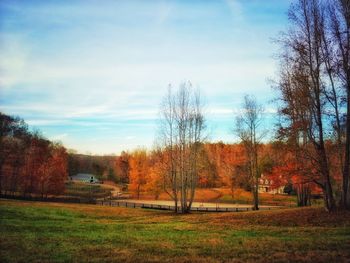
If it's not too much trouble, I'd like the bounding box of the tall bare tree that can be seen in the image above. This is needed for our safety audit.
[275,0,350,211]
[327,0,350,209]
[235,95,264,210]
[158,82,205,213]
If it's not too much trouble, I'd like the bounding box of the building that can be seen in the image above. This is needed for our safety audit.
[70,173,100,183]
[258,174,285,194]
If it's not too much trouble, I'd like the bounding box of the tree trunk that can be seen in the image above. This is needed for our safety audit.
[297,184,311,206]
[253,182,259,210]
[320,149,335,211]
[342,89,350,209]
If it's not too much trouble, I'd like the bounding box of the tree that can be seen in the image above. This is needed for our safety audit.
[115,151,130,184]
[203,142,248,191]
[129,149,148,199]
[145,150,164,200]
[274,0,350,211]
[38,143,68,198]
[158,82,205,213]
[235,95,264,210]
[21,133,50,196]
[197,146,219,188]
[327,0,350,209]
[0,113,29,195]
[0,112,68,198]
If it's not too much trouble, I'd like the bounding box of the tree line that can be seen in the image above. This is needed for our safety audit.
[0,0,348,213]
[0,113,68,198]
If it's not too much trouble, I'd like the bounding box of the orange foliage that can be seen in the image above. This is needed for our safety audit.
[202,142,246,188]
[128,149,149,199]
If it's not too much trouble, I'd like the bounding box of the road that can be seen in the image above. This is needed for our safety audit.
[100,181,122,198]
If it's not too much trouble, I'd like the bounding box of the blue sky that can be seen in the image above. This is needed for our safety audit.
[0,0,292,155]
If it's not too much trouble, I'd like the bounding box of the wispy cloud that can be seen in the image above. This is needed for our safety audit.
[0,0,290,154]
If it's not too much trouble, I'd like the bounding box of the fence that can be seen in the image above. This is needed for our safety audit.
[96,200,281,212]
[1,194,283,212]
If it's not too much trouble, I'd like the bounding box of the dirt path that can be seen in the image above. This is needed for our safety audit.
[100,181,121,198]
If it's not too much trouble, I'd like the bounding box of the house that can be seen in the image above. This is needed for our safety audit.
[70,173,100,184]
[258,174,285,194]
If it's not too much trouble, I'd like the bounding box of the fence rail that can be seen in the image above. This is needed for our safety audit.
[96,200,281,212]
[0,195,284,212]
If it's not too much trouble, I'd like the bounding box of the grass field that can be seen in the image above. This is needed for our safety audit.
[139,187,297,206]
[218,188,298,206]
[1,199,349,262]
[64,181,114,199]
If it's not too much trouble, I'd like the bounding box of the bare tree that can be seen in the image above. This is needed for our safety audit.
[158,82,205,213]
[235,95,264,210]
[327,0,350,209]
[274,0,350,211]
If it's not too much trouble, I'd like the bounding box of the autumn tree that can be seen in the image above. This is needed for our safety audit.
[129,148,149,199]
[0,112,68,198]
[0,113,28,195]
[38,143,68,198]
[145,150,164,200]
[235,95,264,210]
[203,142,248,193]
[327,0,350,209]
[275,0,350,211]
[197,146,219,188]
[115,151,130,184]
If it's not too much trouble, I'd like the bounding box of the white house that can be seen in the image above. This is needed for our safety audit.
[70,173,99,183]
[258,174,285,194]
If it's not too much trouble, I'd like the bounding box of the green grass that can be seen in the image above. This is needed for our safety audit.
[219,194,298,207]
[1,199,350,262]
[219,192,297,206]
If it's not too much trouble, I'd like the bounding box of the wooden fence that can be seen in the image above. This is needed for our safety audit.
[96,200,281,212]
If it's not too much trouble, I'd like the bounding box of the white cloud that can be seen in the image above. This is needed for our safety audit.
[51,133,68,140]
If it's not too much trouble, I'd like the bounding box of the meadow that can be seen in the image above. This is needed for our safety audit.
[132,187,297,205]
[1,199,349,263]
[64,181,114,199]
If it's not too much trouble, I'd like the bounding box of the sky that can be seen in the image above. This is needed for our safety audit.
[0,0,292,155]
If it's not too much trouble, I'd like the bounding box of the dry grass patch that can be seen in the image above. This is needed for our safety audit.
[209,207,350,227]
